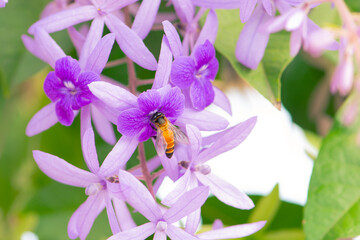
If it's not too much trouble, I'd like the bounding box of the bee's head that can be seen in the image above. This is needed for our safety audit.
[150,112,165,125]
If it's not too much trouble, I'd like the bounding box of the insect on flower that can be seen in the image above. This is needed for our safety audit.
[151,112,189,158]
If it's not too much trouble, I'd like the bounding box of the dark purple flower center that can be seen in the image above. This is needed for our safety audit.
[170,40,219,111]
[117,87,185,141]
[44,56,100,126]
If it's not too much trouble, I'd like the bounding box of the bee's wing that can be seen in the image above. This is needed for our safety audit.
[169,123,189,144]
[155,127,167,157]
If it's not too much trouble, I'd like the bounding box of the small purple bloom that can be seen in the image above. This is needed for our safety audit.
[171,40,219,111]
[118,86,185,141]
[108,170,209,240]
[32,128,139,240]
[44,56,99,126]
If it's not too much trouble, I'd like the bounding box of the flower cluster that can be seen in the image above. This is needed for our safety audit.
[20,0,360,239]
[22,0,267,239]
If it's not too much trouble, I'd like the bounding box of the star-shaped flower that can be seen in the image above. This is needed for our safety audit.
[32,128,139,240]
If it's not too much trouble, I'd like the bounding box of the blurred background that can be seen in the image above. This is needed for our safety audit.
[0,1,347,240]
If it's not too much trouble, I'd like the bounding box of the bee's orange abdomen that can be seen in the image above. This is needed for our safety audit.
[160,122,175,158]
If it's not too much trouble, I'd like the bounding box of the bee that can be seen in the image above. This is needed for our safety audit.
[150,112,188,158]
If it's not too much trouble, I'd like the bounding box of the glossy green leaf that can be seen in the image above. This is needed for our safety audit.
[215,9,292,105]
[248,184,280,237]
[304,116,360,239]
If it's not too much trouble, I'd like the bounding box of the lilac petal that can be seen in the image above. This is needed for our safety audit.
[100,0,137,12]
[88,81,137,110]
[117,108,147,137]
[138,89,162,113]
[162,21,184,58]
[163,186,209,223]
[21,35,48,63]
[113,198,136,231]
[196,172,254,209]
[240,0,257,23]
[43,72,63,102]
[56,99,75,126]
[91,105,116,145]
[197,221,267,239]
[28,5,98,34]
[160,154,179,181]
[170,57,196,88]
[131,0,161,39]
[82,128,100,174]
[68,27,86,55]
[193,9,218,51]
[194,40,215,67]
[34,28,66,68]
[186,124,202,158]
[285,9,305,31]
[26,103,59,136]
[85,33,116,74]
[107,222,156,240]
[290,27,302,56]
[68,193,106,240]
[191,0,241,8]
[262,0,276,16]
[197,116,257,164]
[177,109,229,131]
[118,170,162,222]
[159,87,185,118]
[92,100,118,125]
[162,170,192,206]
[153,36,172,89]
[190,79,215,111]
[80,105,91,144]
[213,86,232,115]
[166,224,199,240]
[33,150,99,187]
[55,56,81,82]
[172,0,194,24]
[79,16,105,69]
[236,6,271,69]
[331,56,354,96]
[154,231,167,240]
[98,136,138,177]
[267,8,293,33]
[105,195,121,234]
[185,208,201,234]
[104,13,157,70]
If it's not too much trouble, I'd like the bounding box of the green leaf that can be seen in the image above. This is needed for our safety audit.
[262,229,305,240]
[304,115,360,239]
[345,0,360,12]
[215,9,292,105]
[248,184,280,237]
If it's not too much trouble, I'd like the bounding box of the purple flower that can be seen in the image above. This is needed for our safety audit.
[108,170,209,240]
[162,20,231,113]
[27,0,157,70]
[0,0,8,8]
[45,56,98,126]
[32,128,139,240]
[267,3,338,56]
[171,40,219,111]
[117,87,185,141]
[161,118,257,233]
[24,29,118,144]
